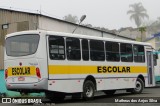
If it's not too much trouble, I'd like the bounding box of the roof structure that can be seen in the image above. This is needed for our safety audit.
[0,7,135,40]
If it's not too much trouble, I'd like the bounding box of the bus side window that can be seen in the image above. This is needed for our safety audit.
[90,40,105,61]
[49,36,65,60]
[66,37,81,60]
[82,39,89,61]
[133,45,145,62]
[120,43,133,62]
[105,41,120,61]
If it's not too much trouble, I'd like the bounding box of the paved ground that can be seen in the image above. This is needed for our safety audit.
[1,87,160,106]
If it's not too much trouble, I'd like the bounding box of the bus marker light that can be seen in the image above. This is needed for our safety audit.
[19,62,22,66]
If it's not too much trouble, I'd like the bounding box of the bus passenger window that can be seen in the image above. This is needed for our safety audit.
[105,42,120,61]
[66,37,81,60]
[82,39,89,61]
[49,36,65,60]
[133,45,145,62]
[120,43,133,62]
[90,40,105,61]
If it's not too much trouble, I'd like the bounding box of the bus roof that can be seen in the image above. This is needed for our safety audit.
[6,30,151,46]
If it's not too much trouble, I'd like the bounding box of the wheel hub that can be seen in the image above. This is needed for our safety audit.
[85,86,93,97]
[135,81,141,91]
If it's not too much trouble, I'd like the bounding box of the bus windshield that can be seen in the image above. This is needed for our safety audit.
[6,34,40,56]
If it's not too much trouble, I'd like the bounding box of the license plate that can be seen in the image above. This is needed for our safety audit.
[18,77,25,81]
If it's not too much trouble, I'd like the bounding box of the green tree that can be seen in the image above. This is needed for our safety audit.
[127,2,149,27]
[63,14,78,24]
[139,26,146,41]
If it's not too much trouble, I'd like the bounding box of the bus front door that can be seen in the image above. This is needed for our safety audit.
[146,51,155,86]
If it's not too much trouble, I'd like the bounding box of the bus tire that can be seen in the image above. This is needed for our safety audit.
[45,91,65,102]
[131,78,144,94]
[83,80,95,100]
[104,90,116,95]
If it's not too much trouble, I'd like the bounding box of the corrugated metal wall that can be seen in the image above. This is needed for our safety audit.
[0,9,38,69]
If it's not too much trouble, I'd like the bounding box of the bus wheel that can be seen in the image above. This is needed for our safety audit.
[104,90,116,95]
[83,80,95,100]
[45,91,65,102]
[131,78,144,94]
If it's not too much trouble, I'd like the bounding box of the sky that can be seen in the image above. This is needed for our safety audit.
[0,0,160,30]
